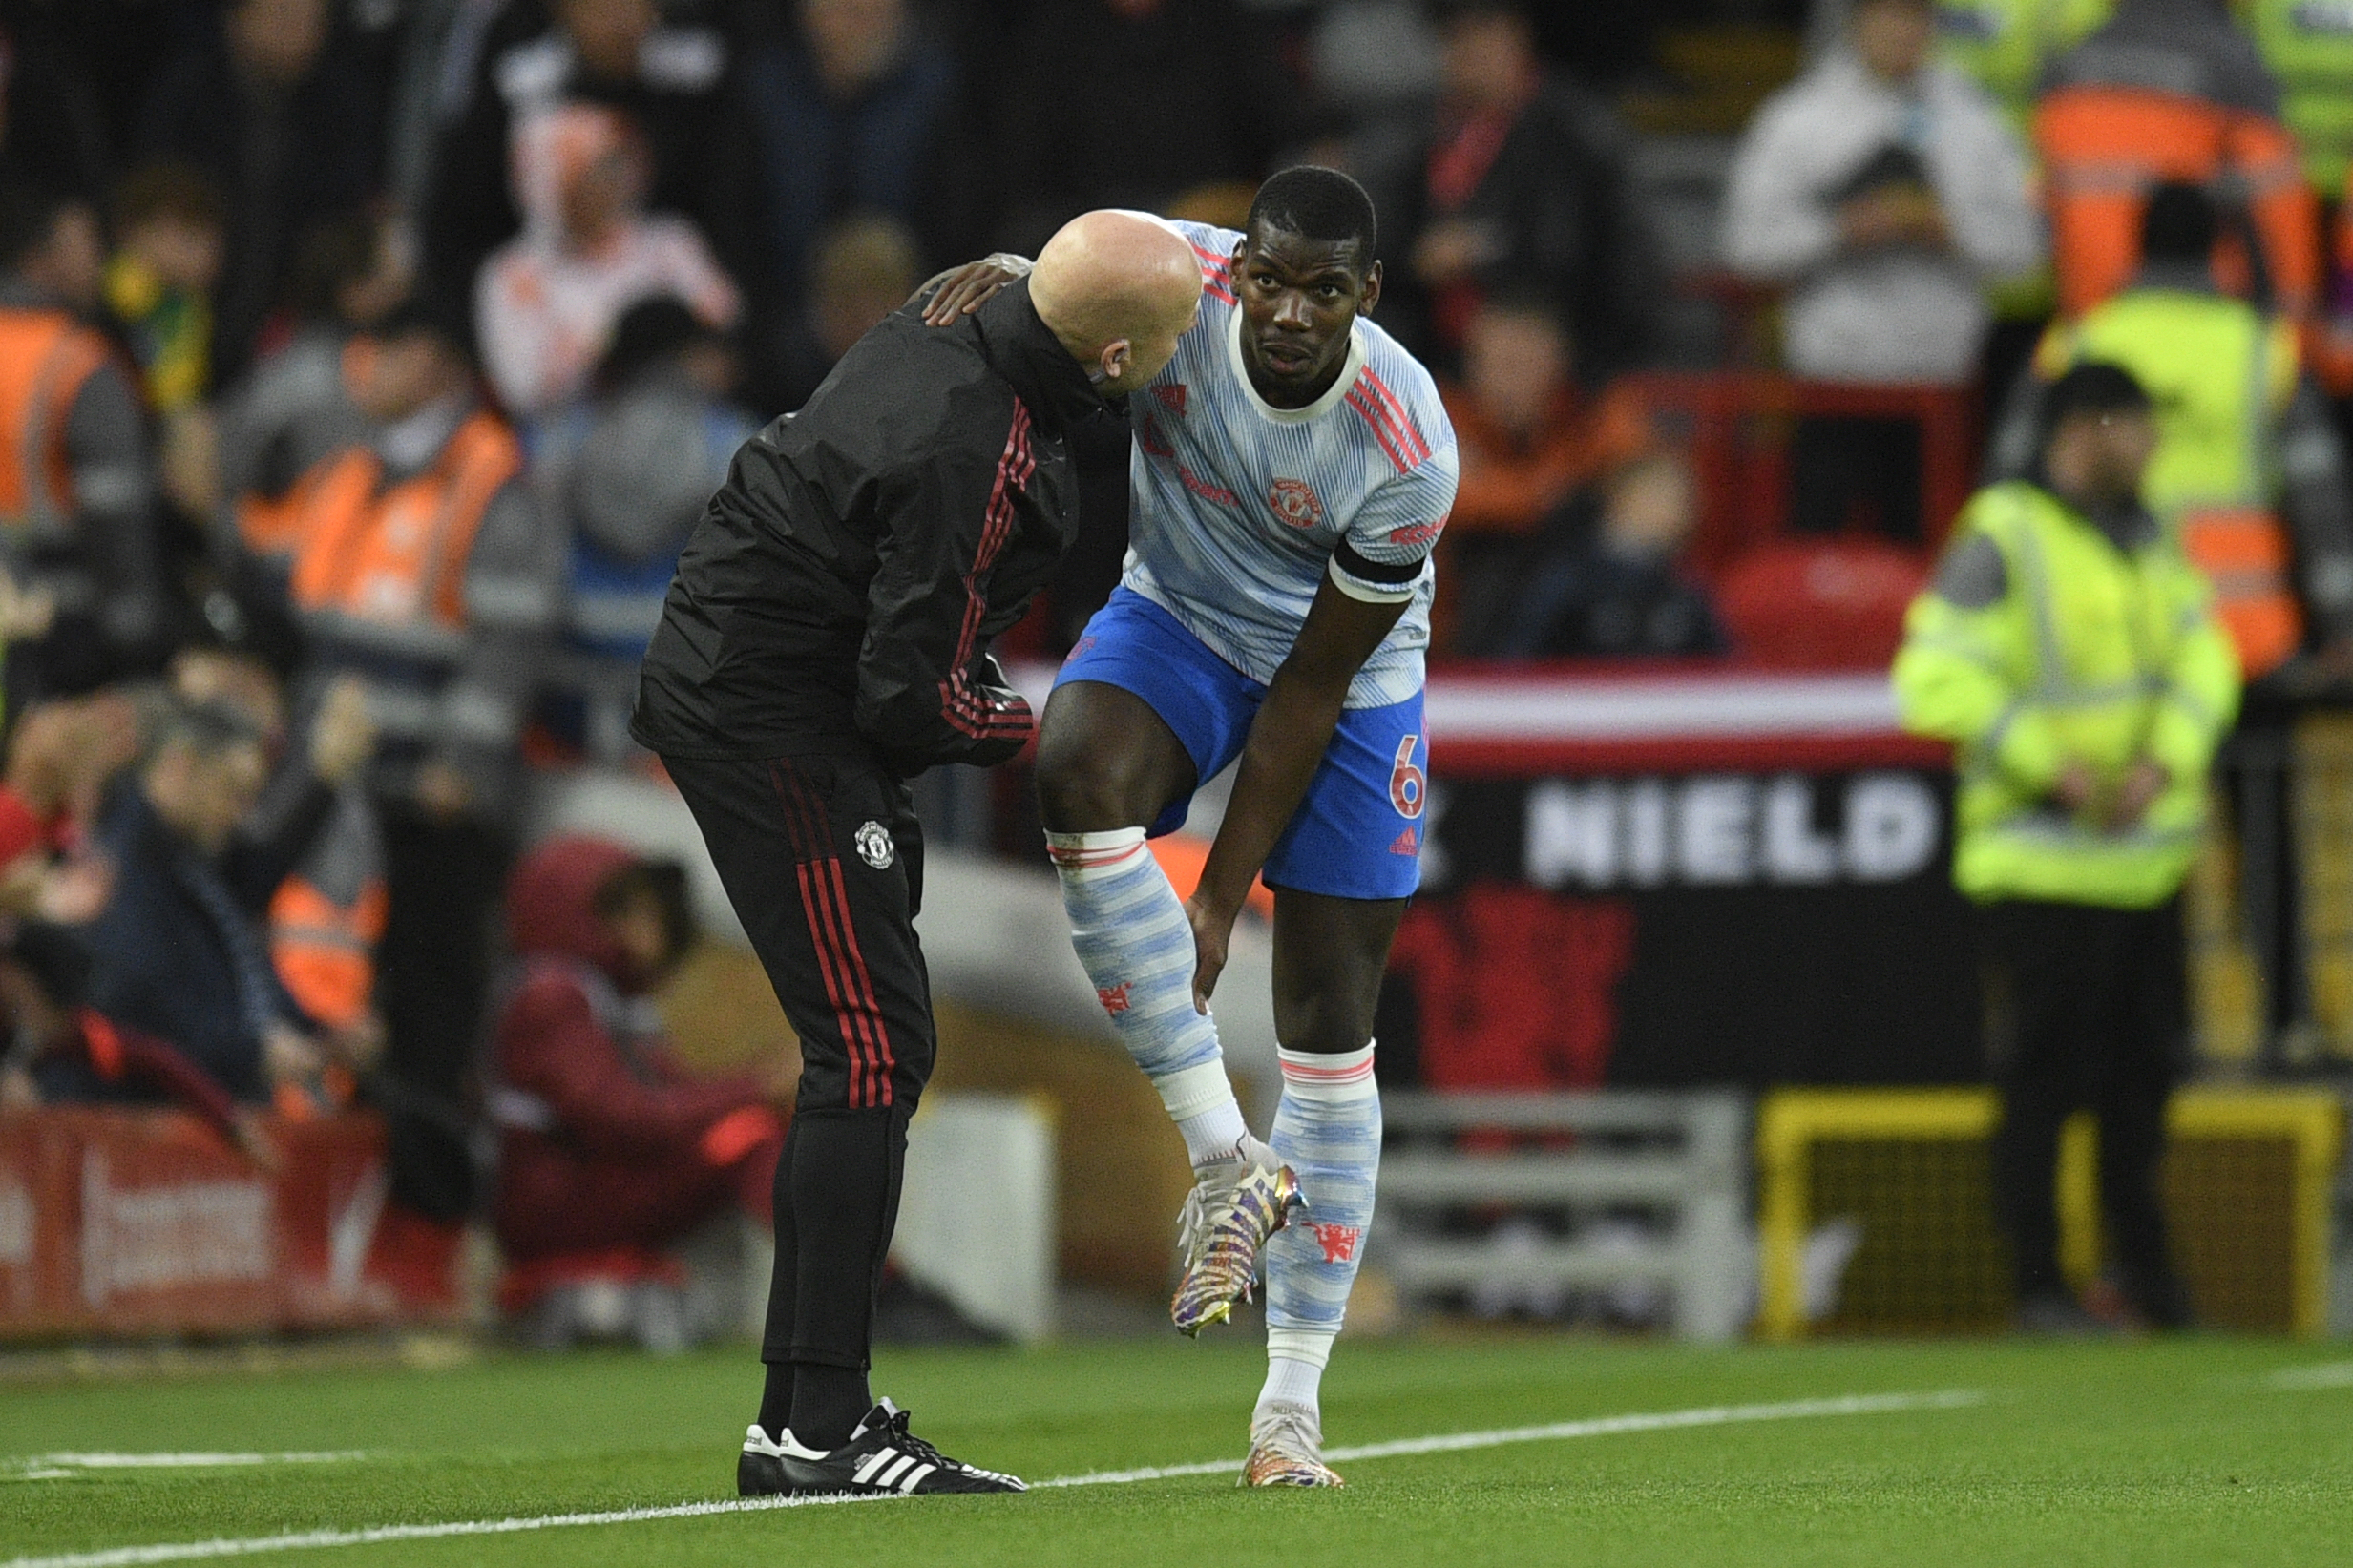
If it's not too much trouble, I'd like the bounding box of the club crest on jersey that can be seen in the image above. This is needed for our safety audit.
[1153,384,1188,416]
[1312,1223,1362,1264]
[854,820,895,870]
[1268,478,1324,529]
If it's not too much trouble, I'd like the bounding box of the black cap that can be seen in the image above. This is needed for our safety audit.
[2037,361,2153,449]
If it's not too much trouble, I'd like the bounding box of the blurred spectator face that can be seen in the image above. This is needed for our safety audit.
[20,201,104,311]
[229,0,329,89]
[146,733,270,856]
[1440,11,1538,111]
[170,650,288,752]
[125,212,224,296]
[811,215,919,362]
[513,105,646,252]
[599,881,676,982]
[558,0,658,80]
[2048,407,2158,509]
[351,328,461,422]
[114,162,227,294]
[1463,303,1566,438]
[1602,455,1696,557]
[561,147,644,250]
[1852,0,1935,85]
[801,0,905,95]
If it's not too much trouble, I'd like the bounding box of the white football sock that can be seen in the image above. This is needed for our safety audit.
[1048,828,1251,1166]
[1256,1328,1335,1418]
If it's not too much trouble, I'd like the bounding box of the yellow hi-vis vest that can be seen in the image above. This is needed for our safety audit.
[2244,0,2353,192]
[1894,480,2242,908]
[2039,286,2305,676]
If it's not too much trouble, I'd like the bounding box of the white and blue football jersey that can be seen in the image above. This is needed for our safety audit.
[1120,220,1459,710]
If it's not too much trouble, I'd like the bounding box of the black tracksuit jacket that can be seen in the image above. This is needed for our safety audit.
[632,280,1109,772]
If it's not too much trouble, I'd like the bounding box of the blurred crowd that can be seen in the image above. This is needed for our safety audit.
[9,0,2353,1262]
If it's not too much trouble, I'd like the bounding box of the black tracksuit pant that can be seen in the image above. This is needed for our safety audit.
[1983,897,2189,1312]
[664,747,935,1374]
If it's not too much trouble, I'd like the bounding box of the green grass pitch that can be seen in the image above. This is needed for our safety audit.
[5,1335,2350,1566]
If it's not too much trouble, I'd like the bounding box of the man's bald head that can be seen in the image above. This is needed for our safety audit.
[1031,210,1202,395]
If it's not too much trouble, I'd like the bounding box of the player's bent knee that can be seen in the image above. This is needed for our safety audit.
[1035,734,1153,832]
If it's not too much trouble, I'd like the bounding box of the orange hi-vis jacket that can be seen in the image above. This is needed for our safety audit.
[280,410,523,631]
[2036,86,2319,319]
[0,306,113,537]
[2036,2,2320,323]
[273,872,387,1033]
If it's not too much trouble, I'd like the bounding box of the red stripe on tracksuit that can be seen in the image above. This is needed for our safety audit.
[770,762,897,1108]
[941,404,1038,740]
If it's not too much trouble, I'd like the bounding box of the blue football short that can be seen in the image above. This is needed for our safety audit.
[1054,587,1426,901]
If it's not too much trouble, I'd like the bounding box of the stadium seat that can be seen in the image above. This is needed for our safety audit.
[1712,538,1928,670]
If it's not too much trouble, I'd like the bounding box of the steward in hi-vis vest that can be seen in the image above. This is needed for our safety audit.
[1898,453,2240,906]
[2015,181,2353,677]
[1895,361,2230,1332]
[263,298,555,824]
[2035,0,2320,321]
[255,294,557,1221]
[0,186,166,705]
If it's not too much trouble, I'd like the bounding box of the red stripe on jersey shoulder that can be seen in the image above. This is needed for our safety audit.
[1354,369,1432,466]
[1346,385,1415,475]
[1193,244,1237,304]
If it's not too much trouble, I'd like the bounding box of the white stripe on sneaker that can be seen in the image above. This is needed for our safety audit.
[895,1464,935,1494]
[851,1450,896,1486]
[874,1455,917,1490]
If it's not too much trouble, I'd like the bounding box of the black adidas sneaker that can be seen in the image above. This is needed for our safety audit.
[738,1400,1025,1497]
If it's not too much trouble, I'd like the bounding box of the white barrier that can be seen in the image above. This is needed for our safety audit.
[893,1094,1059,1342]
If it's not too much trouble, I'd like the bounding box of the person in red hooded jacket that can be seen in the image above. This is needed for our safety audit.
[490,834,788,1326]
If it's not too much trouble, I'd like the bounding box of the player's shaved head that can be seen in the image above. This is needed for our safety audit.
[1031,210,1203,394]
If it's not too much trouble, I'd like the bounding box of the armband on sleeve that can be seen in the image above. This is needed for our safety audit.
[1329,538,1424,604]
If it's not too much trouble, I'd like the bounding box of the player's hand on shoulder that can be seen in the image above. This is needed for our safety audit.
[917,255,1032,325]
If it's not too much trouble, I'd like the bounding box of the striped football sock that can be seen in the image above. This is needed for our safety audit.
[1047,828,1248,1166]
[1260,1042,1380,1421]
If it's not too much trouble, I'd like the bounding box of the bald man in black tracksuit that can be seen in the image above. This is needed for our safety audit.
[633,212,1201,1496]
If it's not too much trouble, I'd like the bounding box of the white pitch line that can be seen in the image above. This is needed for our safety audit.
[2266,1360,2353,1390]
[0,1389,1982,1568]
[19,1456,367,1472]
[1032,1390,1984,1488]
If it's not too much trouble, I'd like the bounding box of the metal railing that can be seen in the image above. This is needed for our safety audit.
[1374,1090,1749,1342]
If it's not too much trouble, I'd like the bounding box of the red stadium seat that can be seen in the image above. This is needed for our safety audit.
[1713,538,1928,670]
